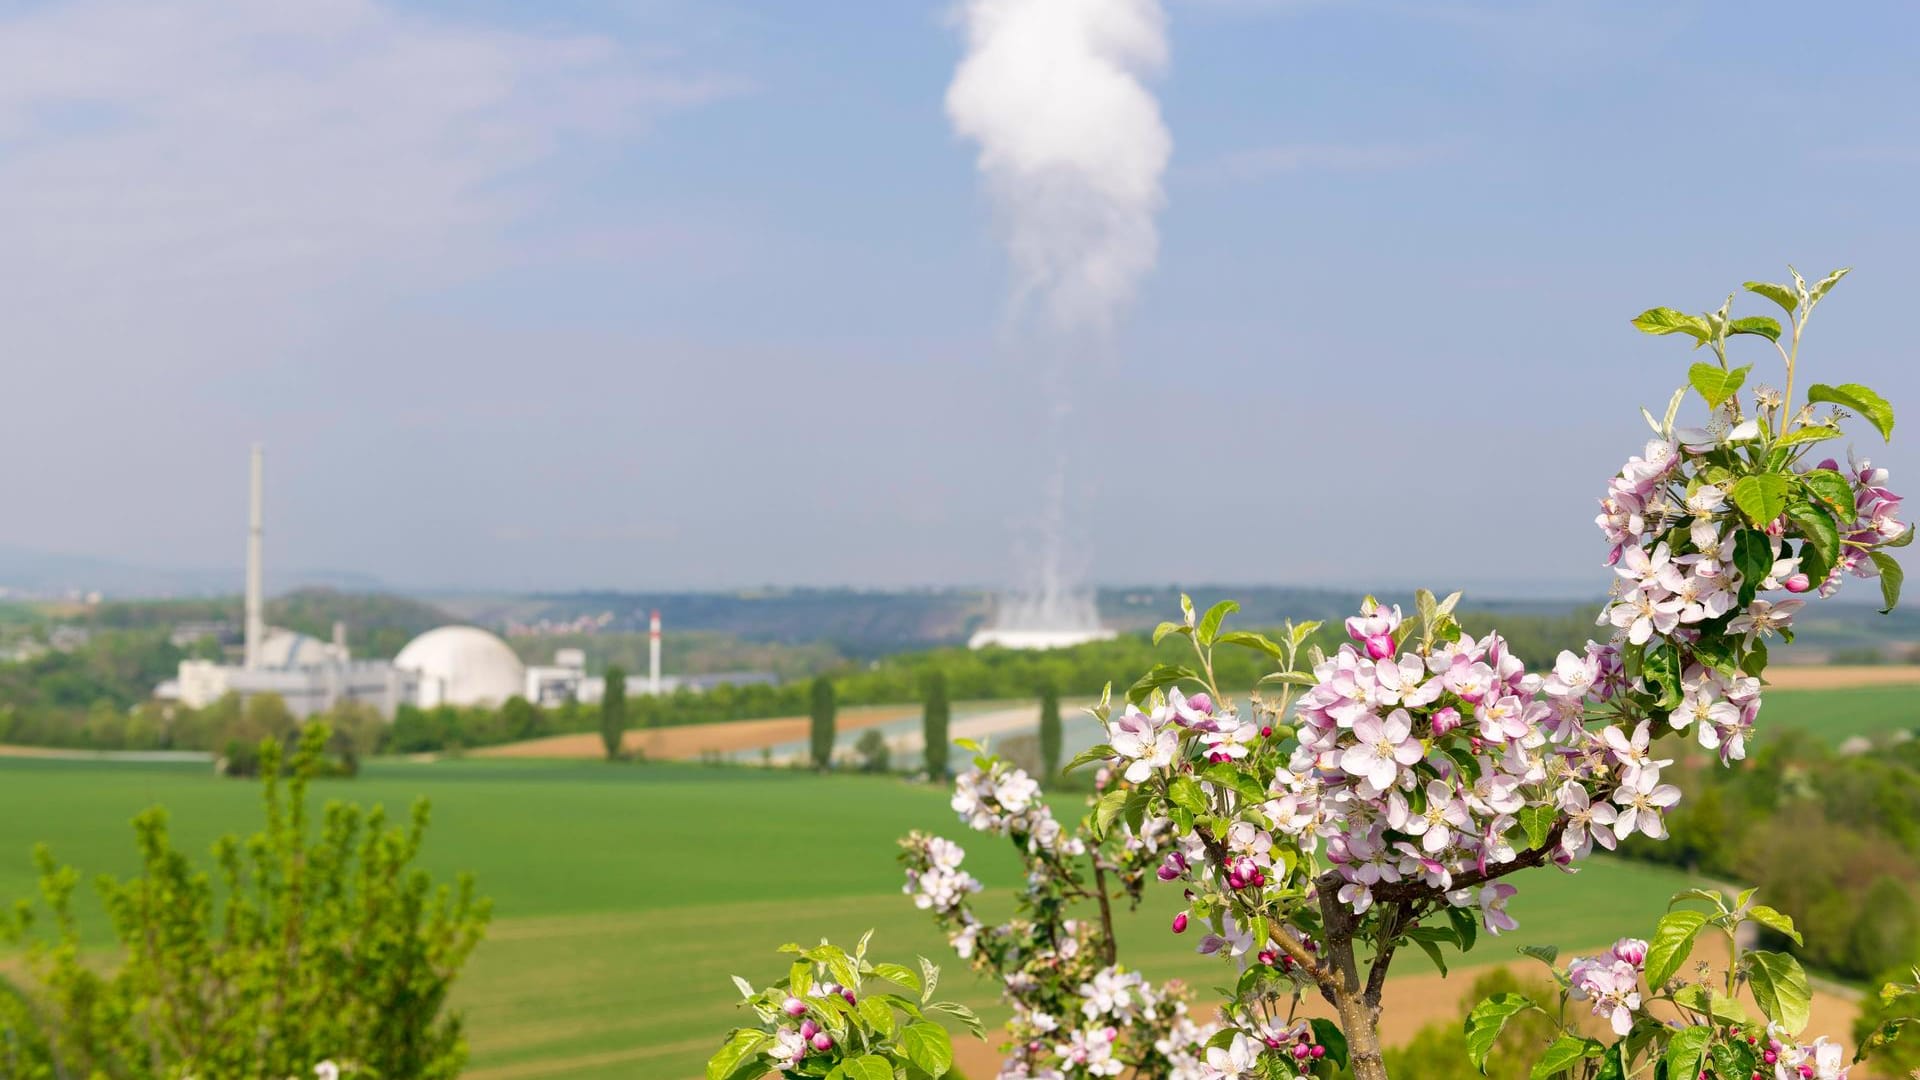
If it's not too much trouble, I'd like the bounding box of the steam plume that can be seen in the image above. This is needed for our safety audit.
[946,0,1172,335]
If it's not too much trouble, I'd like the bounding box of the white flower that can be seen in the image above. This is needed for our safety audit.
[1340,709,1422,794]
[1201,1032,1259,1080]
[1110,706,1178,783]
[314,1064,340,1080]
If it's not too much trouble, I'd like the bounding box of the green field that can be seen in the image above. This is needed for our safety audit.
[1762,685,1919,742]
[0,757,1695,1079]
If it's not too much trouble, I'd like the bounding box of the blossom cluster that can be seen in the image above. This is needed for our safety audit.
[1567,937,1649,1035]
[902,756,1218,1080]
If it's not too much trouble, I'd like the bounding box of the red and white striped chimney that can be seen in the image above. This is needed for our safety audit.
[648,609,662,696]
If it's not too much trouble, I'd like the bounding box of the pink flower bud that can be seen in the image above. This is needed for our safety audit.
[1310,1045,1325,1059]
[841,988,857,1005]
[800,1020,820,1040]
[1431,707,1462,737]
[1293,1044,1310,1059]
[1172,912,1188,934]
[782,996,807,1017]
[1260,726,1273,738]
[1157,863,1181,882]
[811,1032,833,1052]
[1258,948,1279,966]
[1763,1050,1777,1064]
[1784,573,1812,593]
[1364,634,1396,660]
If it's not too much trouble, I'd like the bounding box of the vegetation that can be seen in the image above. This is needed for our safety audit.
[600,664,629,761]
[1382,969,1559,1080]
[1619,728,1920,980]
[0,726,489,1078]
[810,677,837,770]
[922,670,951,778]
[1037,682,1061,779]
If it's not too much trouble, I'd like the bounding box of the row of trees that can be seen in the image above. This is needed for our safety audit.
[803,671,1069,781]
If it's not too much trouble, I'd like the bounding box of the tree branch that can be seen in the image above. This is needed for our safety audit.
[1362,819,1569,905]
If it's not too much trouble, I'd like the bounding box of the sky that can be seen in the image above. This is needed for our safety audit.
[1,0,1916,596]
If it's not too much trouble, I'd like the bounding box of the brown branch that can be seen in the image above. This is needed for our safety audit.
[1361,818,1569,905]
[1091,859,1119,967]
[1362,902,1412,1010]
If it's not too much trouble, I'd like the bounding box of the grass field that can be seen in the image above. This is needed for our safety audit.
[1761,685,1919,742]
[0,756,1705,1079]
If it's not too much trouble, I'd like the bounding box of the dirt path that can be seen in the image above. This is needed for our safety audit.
[1766,664,1920,690]
[468,705,918,762]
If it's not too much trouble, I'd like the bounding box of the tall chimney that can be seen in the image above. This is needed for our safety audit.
[244,444,265,670]
[649,609,662,696]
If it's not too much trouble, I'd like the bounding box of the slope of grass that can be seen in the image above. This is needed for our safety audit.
[1760,685,1919,742]
[0,757,1696,1079]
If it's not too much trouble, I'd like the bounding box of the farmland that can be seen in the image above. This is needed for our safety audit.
[0,756,1702,1079]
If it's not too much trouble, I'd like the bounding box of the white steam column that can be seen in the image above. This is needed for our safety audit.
[648,609,662,695]
[244,444,265,670]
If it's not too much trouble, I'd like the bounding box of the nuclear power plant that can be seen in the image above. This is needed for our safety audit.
[156,447,709,718]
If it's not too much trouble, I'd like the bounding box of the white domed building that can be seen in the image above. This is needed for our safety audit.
[394,626,528,708]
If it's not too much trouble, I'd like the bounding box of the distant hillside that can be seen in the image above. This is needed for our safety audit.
[80,588,455,658]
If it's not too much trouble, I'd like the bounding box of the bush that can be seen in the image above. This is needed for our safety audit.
[0,724,491,1078]
[855,728,892,773]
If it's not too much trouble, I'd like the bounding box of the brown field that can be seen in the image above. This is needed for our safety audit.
[1766,664,1920,690]
[467,705,918,762]
[951,935,1868,1079]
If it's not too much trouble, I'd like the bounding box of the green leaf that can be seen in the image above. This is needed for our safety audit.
[1777,423,1842,449]
[1518,944,1559,967]
[1871,552,1904,614]
[917,956,938,1004]
[1152,621,1188,646]
[1750,950,1813,1035]
[1309,1018,1348,1070]
[1465,993,1534,1073]
[1744,280,1798,314]
[1197,600,1239,646]
[924,1000,984,1038]
[1632,307,1712,344]
[1644,909,1710,990]
[707,1029,773,1080]
[1799,469,1857,518]
[1786,502,1840,564]
[1710,1039,1759,1080]
[1663,1026,1712,1080]
[859,995,896,1038]
[1530,1036,1598,1080]
[1126,663,1198,705]
[1061,743,1115,775]
[1516,805,1555,851]
[1688,363,1750,407]
[1731,530,1773,603]
[791,960,814,998]
[1167,776,1209,816]
[1809,266,1851,305]
[1258,670,1319,687]
[1092,789,1129,840]
[1729,316,1783,342]
[901,1022,954,1077]
[1745,904,1803,945]
[1807,382,1895,441]
[831,1056,894,1080]
[869,962,918,993]
[1448,903,1479,954]
[731,975,757,1000]
[1215,630,1284,660]
[1413,934,1448,975]
[1731,473,1792,527]
[1668,888,1728,912]
[1675,984,1750,1027]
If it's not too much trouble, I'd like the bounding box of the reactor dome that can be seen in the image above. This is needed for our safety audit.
[394,626,526,708]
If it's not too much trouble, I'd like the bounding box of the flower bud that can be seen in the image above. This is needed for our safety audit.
[1260,726,1273,739]
[1293,1044,1310,1059]
[1364,634,1396,660]
[811,1032,834,1052]
[841,988,857,1005]
[800,1020,820,1040]
[1431,707,1462,737]
[1172,912,1189,934]
[1310,1045,1325,1059]
[1784,573,1812,593]
[1258,948,1279,966]
[782,996,807,1017]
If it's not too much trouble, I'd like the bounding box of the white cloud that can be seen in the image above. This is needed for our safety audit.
[0,0,742,315]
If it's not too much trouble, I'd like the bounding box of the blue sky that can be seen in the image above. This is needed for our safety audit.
[0,0,1915,596]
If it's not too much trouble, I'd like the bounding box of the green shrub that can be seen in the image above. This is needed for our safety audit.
[0,723,491,1079]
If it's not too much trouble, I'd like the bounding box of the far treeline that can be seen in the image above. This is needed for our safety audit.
[1,607,1618,753]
